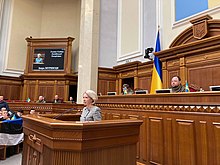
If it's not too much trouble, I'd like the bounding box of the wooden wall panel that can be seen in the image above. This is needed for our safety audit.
[175,120,196,165]
[164,118,173,165]
[148,117,164,165]
[197,121,208,165]
[46,86,54,101]
[188,65,220,90]
[0,77,22,100]
[28,85,36,101]
[108,81,116,92]
[98,80,107,95]
[38,85,54,101]
[0,85,10,98]
[213,122,220,164]
[38,86,46,97]
[98,68,117,95]
[23,79,73,102]
[56,86,65,98]
[10,85,21,100]
[138,77,151,91]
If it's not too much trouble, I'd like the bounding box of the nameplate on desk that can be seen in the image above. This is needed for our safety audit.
[107,92,117,95]
[155,89,172,93]
[209,86,220,91]
[135,90,148,94]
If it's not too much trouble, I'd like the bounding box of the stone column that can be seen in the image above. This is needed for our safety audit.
[77,0,100,103]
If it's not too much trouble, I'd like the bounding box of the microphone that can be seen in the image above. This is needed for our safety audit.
[53,108,76,119]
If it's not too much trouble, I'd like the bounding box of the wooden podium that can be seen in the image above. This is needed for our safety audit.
[22,114,142,165]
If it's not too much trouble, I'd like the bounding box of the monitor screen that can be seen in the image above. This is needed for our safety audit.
[135,90,148,94]
[107,92,117,95]
[155,89,172,93]
[33,48,65,71]
[209,86,220,91]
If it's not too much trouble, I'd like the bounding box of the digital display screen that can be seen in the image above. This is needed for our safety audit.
[33,48,65,71]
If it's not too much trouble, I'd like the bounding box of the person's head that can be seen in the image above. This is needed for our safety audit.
[123,84,129,88]
[1,107,6,111]
[2,108,8,119]
[30,109,35,114]
[69,96,73,101]
[0,96,3,101]
[171,76,181,87]
[39,96,44,101]
[55,95,59,100]
[37,53,41,58]
[17,109,23,117]
[83,90,98,106]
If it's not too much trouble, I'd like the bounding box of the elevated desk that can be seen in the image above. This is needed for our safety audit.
[22,114,142,165]
[96,92,220,165]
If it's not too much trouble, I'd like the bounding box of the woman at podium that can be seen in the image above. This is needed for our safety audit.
[80,89,101,121]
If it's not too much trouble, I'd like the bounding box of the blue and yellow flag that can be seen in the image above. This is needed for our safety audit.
[150,31,162,94]
[185,80,189,92]
[26,98,31,102]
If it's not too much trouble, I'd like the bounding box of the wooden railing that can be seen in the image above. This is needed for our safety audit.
[8,102,84,114]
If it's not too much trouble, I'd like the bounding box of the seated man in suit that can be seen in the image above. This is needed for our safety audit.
[170,76,185,93]
[69,96,75,104]
[53,95,62,103]
[36,96,46,103]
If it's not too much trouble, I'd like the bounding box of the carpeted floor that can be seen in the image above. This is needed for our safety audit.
[0,153,22,165]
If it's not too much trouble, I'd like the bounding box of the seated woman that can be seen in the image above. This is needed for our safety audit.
[122,84,134,95]
[80,89,101,121]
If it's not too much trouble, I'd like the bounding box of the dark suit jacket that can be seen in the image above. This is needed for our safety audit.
[53,99,62,103]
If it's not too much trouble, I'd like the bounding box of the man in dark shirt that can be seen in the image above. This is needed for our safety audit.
[36,96,46,103]
[170,76,185,93]
[0,95,9,110]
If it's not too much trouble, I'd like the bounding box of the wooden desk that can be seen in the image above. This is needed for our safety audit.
[97,91,220,105]
[8,102,83,114]
[22,114,142,165]
[96,92,220,165]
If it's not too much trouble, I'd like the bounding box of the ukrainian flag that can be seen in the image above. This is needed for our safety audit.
[185,80,190,92]
[150,31,162,94]
[26,97,31,102]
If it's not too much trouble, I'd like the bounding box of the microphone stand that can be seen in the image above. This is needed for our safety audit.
[53,108,75,119]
